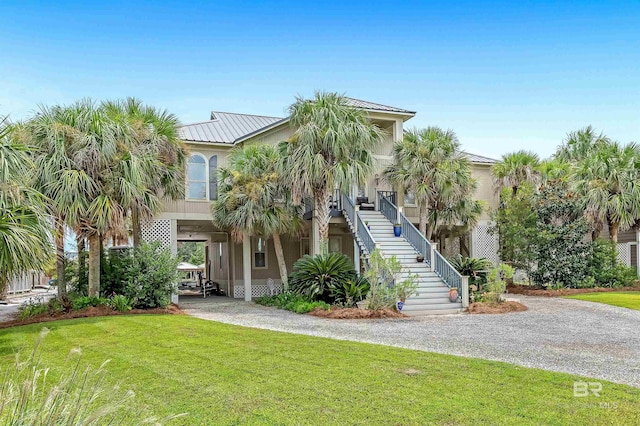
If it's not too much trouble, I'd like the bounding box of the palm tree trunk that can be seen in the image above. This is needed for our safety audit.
[418,199,428,237]
[609,221,620,244]
[0,277,8,302]
[88,233,101,297]
[132,207,141,248]
[55,219,66,297]
[272,233,288,291]
[314,188,331,251]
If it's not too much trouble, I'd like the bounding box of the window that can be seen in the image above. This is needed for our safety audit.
[187,155,207,200]
[404,189,416,206]
[300,238,310,257]
[253,237,267,269]
[209,155,218,200]
[328,236,342,254]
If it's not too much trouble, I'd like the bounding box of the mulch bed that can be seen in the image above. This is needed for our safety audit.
[468,301,528,314]
[0,304,183,329]
[507,284,640,297]
[308,307,407,319]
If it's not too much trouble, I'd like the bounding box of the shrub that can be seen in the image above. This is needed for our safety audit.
[72,296,110,311]
[587,239,637,288]
[110,294,133,312]
[101,247,135,296]
[449,255,492,293]
[18,300,49,319]
[289,252,358,303]
[363,250,418,310]
[482,264,513,303]
[125,242,180,309]
[255,292,330,314]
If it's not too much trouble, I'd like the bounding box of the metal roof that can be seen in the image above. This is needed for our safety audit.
[460,151,498,164]
[178,111,283,144]
[343,97,416,114]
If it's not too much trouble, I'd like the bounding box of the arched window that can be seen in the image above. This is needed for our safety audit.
[187,154,207,200]
[209,155,218,200]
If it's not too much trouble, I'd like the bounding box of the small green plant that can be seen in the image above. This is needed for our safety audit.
[289,252,358,303]
[329,276,370,307]
[72,296,110,311]
[255,292,330,314]
[110,294,133,312]
[483,263,514,303]
[17,300,49,319]
[363,249,418,310]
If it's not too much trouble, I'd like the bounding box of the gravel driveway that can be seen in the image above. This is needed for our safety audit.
[181,295,640,388]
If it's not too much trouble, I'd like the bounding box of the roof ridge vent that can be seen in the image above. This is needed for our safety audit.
[210,112,218,120]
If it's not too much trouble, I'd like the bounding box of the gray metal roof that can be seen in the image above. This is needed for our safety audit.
[178,111,283,144]
[343,97,416,114]
[460,151,498,164]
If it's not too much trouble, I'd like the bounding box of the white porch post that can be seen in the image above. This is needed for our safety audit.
[354,239,361,273]
[311,216,321,256]
[242,232,252,302]
[170,219,179,304]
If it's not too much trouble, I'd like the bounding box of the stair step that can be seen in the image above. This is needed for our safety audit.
[402,308,464,316]
[402,302,463,310]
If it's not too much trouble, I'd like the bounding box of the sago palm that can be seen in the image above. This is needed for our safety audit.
[0,116,51,300]
[278,92,385,248]
[211,144,303,289]
[492,150,541,196]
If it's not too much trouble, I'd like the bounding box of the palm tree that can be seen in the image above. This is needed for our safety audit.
[492,150,541,196]
[278,92,385,248]
[555,126,610,163]
[0,116,51,300]
[211,144,303,289]
[572,141,640,242]
[102,98,187,247]
[385,127,482,240]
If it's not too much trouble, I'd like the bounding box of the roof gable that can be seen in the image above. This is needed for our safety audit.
[178,111,283,144]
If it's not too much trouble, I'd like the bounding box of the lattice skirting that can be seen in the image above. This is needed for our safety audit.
[233,284,283,299]
[471,221,499,264]
[617,243,632,266]
[140,219,172,249]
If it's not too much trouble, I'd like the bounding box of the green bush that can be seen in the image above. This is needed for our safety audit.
[255,292,330,314]
[329,276,370,307]
[125,242,179,309]
[289,252,358,303]
[363,250,418,310]
[72,296,110,311]
[587,239,637,288]
[101,248,135,296]
[18,300,49,319]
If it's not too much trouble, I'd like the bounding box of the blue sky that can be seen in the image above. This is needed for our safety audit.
[1,1,638,159]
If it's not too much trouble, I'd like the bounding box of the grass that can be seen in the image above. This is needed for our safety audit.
[565,291,640,311]
[1,315,639,425]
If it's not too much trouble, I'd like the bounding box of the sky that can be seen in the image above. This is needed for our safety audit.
[1,1,638,159]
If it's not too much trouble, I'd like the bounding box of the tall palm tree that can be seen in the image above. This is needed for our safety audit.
[102,98,187,247]
[385,127,482,240]
[278,92,385,248]
[211,144,303,289]
[572,141,640,242]
[492,150,541,196]
[0,116,51,300]
[27,104,95,297]
[555,126,610,163]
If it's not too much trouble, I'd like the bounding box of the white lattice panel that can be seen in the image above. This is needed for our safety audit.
[471,222,499,265]
[617,243,631,266]
[141,219,172,249]
[233,284,283,299]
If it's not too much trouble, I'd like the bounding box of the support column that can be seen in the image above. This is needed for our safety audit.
[461,276,470,308]
[311,216,320,256]
[430,242,438,272]
[242,232,252,302]
[354,239,361,273]
[637,231,640,277]
[170,219,179,304]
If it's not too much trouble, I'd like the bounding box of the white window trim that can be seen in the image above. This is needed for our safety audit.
[252,237,268,270]
[186,152,208,201]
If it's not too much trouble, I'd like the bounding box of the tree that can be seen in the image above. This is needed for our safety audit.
[555,126,610,163]
[384,127,482,240]
[102,98,186,247]
[0,116,51,300]
[492,150,541,196]
[212,144,303,289]
[572,141,640,242]
[279,92,385,247]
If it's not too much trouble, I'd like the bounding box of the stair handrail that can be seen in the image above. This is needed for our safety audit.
[377,191,433,267]
[433,249,463,292]
[341,193,376,255]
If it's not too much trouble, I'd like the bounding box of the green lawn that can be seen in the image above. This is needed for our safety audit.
[1,315,639,425]
[565,291,640,311]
